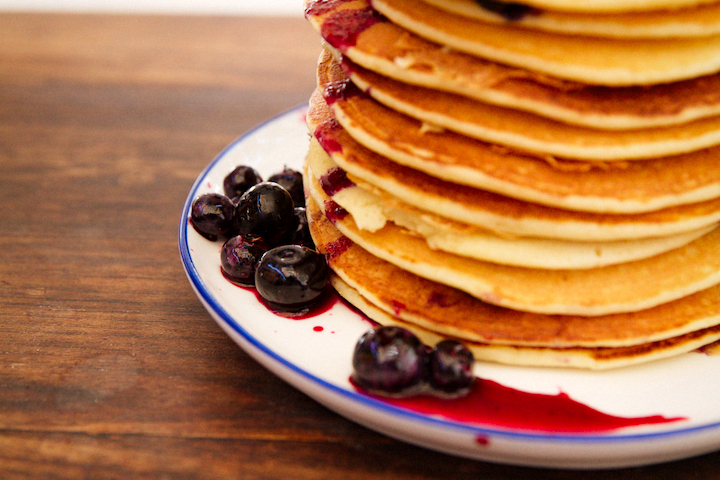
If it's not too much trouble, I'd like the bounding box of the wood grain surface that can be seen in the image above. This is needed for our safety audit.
[1,12,719,479]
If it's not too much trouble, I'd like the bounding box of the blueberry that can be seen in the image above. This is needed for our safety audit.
[428,340,475,394]
[223,165,263,199]
[220,235,267,286]
[289,207,315,249]
[234,182,295,247]
[268,167,305,207]
[190,193,235,241]
[474,0,535,21]
[352,326,429,394]
[255,245,329,312]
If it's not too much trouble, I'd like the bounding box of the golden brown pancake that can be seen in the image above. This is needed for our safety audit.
[307,136,713,269]
[420,0,720,38]
[306,1,720,128]
[308,88,720,219]
[307,195,720,369]
[343,52,720,138]
[372,0,720,85]
[308,157,720,316]
[331,274,720,369]
[321,51,720,161]
[304,0,720,370]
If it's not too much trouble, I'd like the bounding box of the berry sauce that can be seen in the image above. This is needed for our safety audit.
[320,166,355,196]
[324,199,350,222]
[323,77,362,105]
[390,300,406,316]
[426,291,456,308]
[304,0,348,17]
[323,235,353,261]
[314,120,343,154]
[314,1,386,52]
[353,379,685,433]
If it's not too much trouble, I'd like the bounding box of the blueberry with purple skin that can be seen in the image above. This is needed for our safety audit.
[289,207,315,249]
[268,167,305,207]
[223,165,263,199]
[190,193,235,240]
[352,326,429,394]
[255,245,329,312]
[474,0,535,21]
[234,182,295,247]
[220,235,267,286]
[428,340,475,394]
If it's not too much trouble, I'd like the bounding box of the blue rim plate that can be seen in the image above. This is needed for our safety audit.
[179,105,720,469]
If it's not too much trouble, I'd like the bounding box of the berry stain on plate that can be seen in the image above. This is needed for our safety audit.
[354,375,684,434]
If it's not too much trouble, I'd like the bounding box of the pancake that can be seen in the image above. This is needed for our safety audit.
[308,157,720,316]
[304,0,720,369]
[372,0,720,85]
[308,88,720,218]
[342,51,720,130]
[321,48,720,162]
[306,0,720,128]
[420,0,720,39]
[307,136,714,269]
[307,195,720,368]
[342,52,720,135]
[331,275,720,369]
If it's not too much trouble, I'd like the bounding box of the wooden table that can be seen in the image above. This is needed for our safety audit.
[1,12,719,479]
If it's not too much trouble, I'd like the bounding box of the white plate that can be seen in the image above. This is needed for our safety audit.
[179,105,720,469]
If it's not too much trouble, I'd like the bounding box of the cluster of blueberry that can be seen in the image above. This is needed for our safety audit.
[190,165,475,398]
[353,326,476,397]
[189,165,328,313]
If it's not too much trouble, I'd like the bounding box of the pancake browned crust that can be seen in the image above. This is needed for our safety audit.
[373,0,720,85]
[308,87,720,219]
[307,195,720,369]
[321,52,720,162]
[341,52,720,132]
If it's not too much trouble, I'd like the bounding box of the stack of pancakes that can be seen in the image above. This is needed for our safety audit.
[302,0,720,369]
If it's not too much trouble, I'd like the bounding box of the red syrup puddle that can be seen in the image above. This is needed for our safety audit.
[351,379,685,434]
